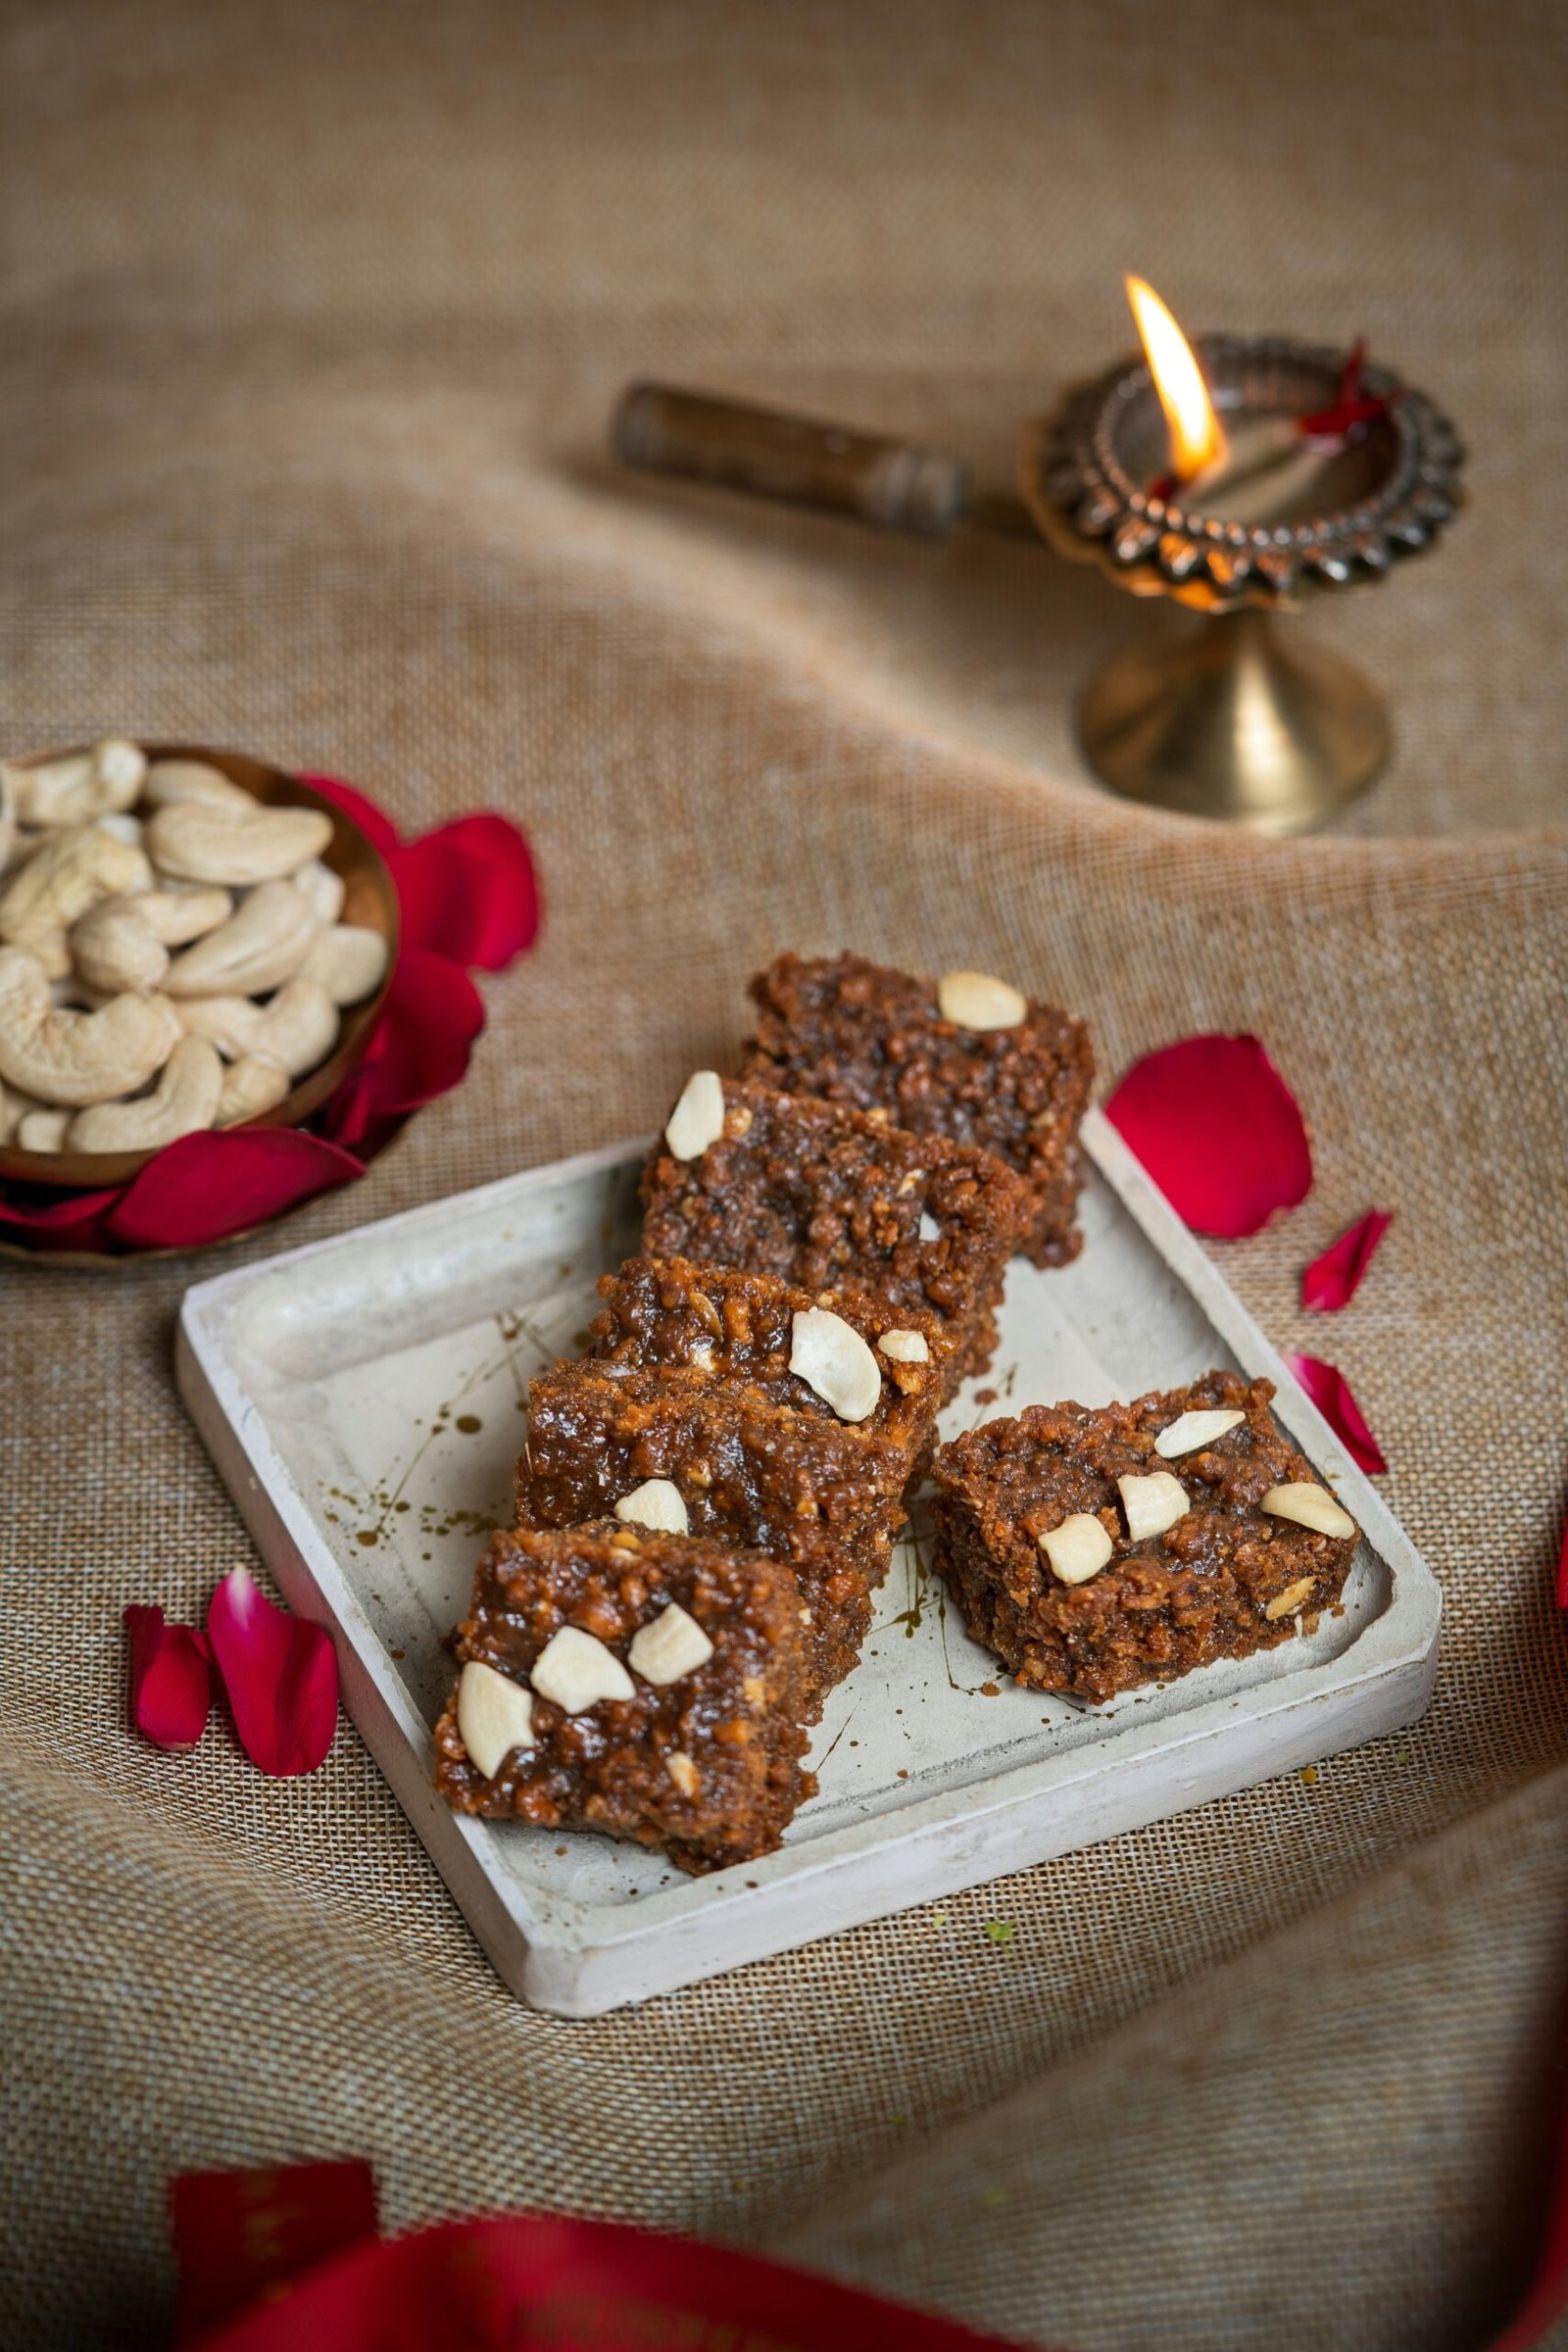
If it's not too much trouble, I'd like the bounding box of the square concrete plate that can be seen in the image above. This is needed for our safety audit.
[177,1108,1441,2015]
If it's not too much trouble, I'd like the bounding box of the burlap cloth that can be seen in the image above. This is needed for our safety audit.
[3,4,1567,2345]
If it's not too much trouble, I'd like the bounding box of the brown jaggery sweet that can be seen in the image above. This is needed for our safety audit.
[929,1370,1359,1704]
[516,1360,907,1697]
[640,1078,1029,1392]
[740,951,1094,1267]
[434,1521,816,1874]
[587,1253,948,1472]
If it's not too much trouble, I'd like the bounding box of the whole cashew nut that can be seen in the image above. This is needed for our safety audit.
[132,885,234,946]
[162,881,317,998]
[70,897,171,995]
[171,995,265,1058]
[18,1106,71,1152]
[69,1034,223,1152]
[0,949,180,1105]
[0,826,153,979]
[147,801,333,887]
[3,738,146,829]
[142,759,257,812]
[298,923,390,1006]
[292,858,346,926]
[242,978,338,1077]
[217,1053,291,1125]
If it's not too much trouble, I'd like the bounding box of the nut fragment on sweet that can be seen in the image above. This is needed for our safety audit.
[1264,1574,1319,1622]
[877,1327,930,1363]
[789,1305,882,1422]
[456,1659,535,1778]
[665,1751,700,1798]
[530,1624,637,1714]
[664,1069,725,1161]
[613,1478,690,1535]
[1154,1407,1246,1459]
[937,969,1027,1030]
[1117,1470,1190,1543]
[1260,1482,1357,1540]
[1039,1511,1114,1586]
[628,1601,714,1686]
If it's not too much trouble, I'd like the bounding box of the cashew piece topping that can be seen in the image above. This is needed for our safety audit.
[70,898,171,995]
[217,1053,291,1125]
[298,923,390,1006]
[0,950,180,1105]
[4,738,146,828]
[0,827,153,979]
[69,1034,223,1153]
[147,801,333,887]
[162,881,317,998]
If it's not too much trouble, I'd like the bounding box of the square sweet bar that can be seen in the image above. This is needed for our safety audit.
[740,951,1095,1268]
[433,1521,818,1875]
[515,1362,909,1697]
[587,1253,949,1473]
[929,1370,1359,1704]
[640,1076,1030,1391]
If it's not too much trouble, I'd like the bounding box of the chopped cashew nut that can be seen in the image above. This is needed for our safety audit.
[456,1659,535,1778]
[1117,1470,1190,1543]
[147,800,333,887]
[1154,1407,1247,1458]
[217,1054,291,1125]
[0,826,152,978]
[664,1069,724,1160]
[1264,1575,1319,1621]
[530,1625,636,1713]
[628,1602,714,1686]
[790,1306,882,1422]
[613,1479,690,1534]
[69,1035,223,1152]
[162,881,317,998]
[69,898,170,995]
[665,1752,700,1798]
[1260,1483,1357,1540]
[877,1328,930,1363]
[937,969,1027,1030]
[1040,1512,1114,1585]
[298,923,390,1006]
[918,1209,941,1243]
[0,950,180,1105]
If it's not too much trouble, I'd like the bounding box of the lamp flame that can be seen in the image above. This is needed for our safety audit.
[1125,275,1227,482]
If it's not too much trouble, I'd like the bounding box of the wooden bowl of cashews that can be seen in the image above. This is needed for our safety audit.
[0,742,400,1189]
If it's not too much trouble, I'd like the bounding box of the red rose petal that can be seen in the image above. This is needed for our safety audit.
[108,1128,366,1252]
[1284,1351,1388,1475]
[1105,1034,1313,1237]
[1301,1208,1393,1312]
[390,813,541,970]
[324,948,485,1150]
[123,1605,213,1751]
[297,772,404,858]
[172,2160,379,2340]
[206,1566,340,1777]
[0,1184,122,1253]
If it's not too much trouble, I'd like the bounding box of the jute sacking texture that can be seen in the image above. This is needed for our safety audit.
[1,5,1566,2347]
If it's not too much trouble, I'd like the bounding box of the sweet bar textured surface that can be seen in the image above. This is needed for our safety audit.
[931,1372,1358,1703]
[434,1522,816,1873]
[516,1362,906,1695]
[7,7,1567,2345]
[588,1254,947,1467]
[640,1079,1029,1388]
[742,951,1094,1267]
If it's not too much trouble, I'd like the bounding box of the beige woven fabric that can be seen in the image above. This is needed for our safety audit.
[2,4,1566,2346]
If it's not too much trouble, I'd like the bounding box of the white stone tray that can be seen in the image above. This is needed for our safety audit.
[176,1108,1441,2015]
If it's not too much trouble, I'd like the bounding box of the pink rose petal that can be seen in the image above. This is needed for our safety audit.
[298,772,404,858]
[107,1127,366,1252]
[1302,1208,1393,1312]
[324,948,485,1150]
[207,1566,340,1777]
[1105,1034,1313,1238]
[123,1605,213,1751]
[1284,1351,1388,1475]
[390,813,541,970]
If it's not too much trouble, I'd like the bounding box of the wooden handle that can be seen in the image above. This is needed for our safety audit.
[612,381,970,538]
